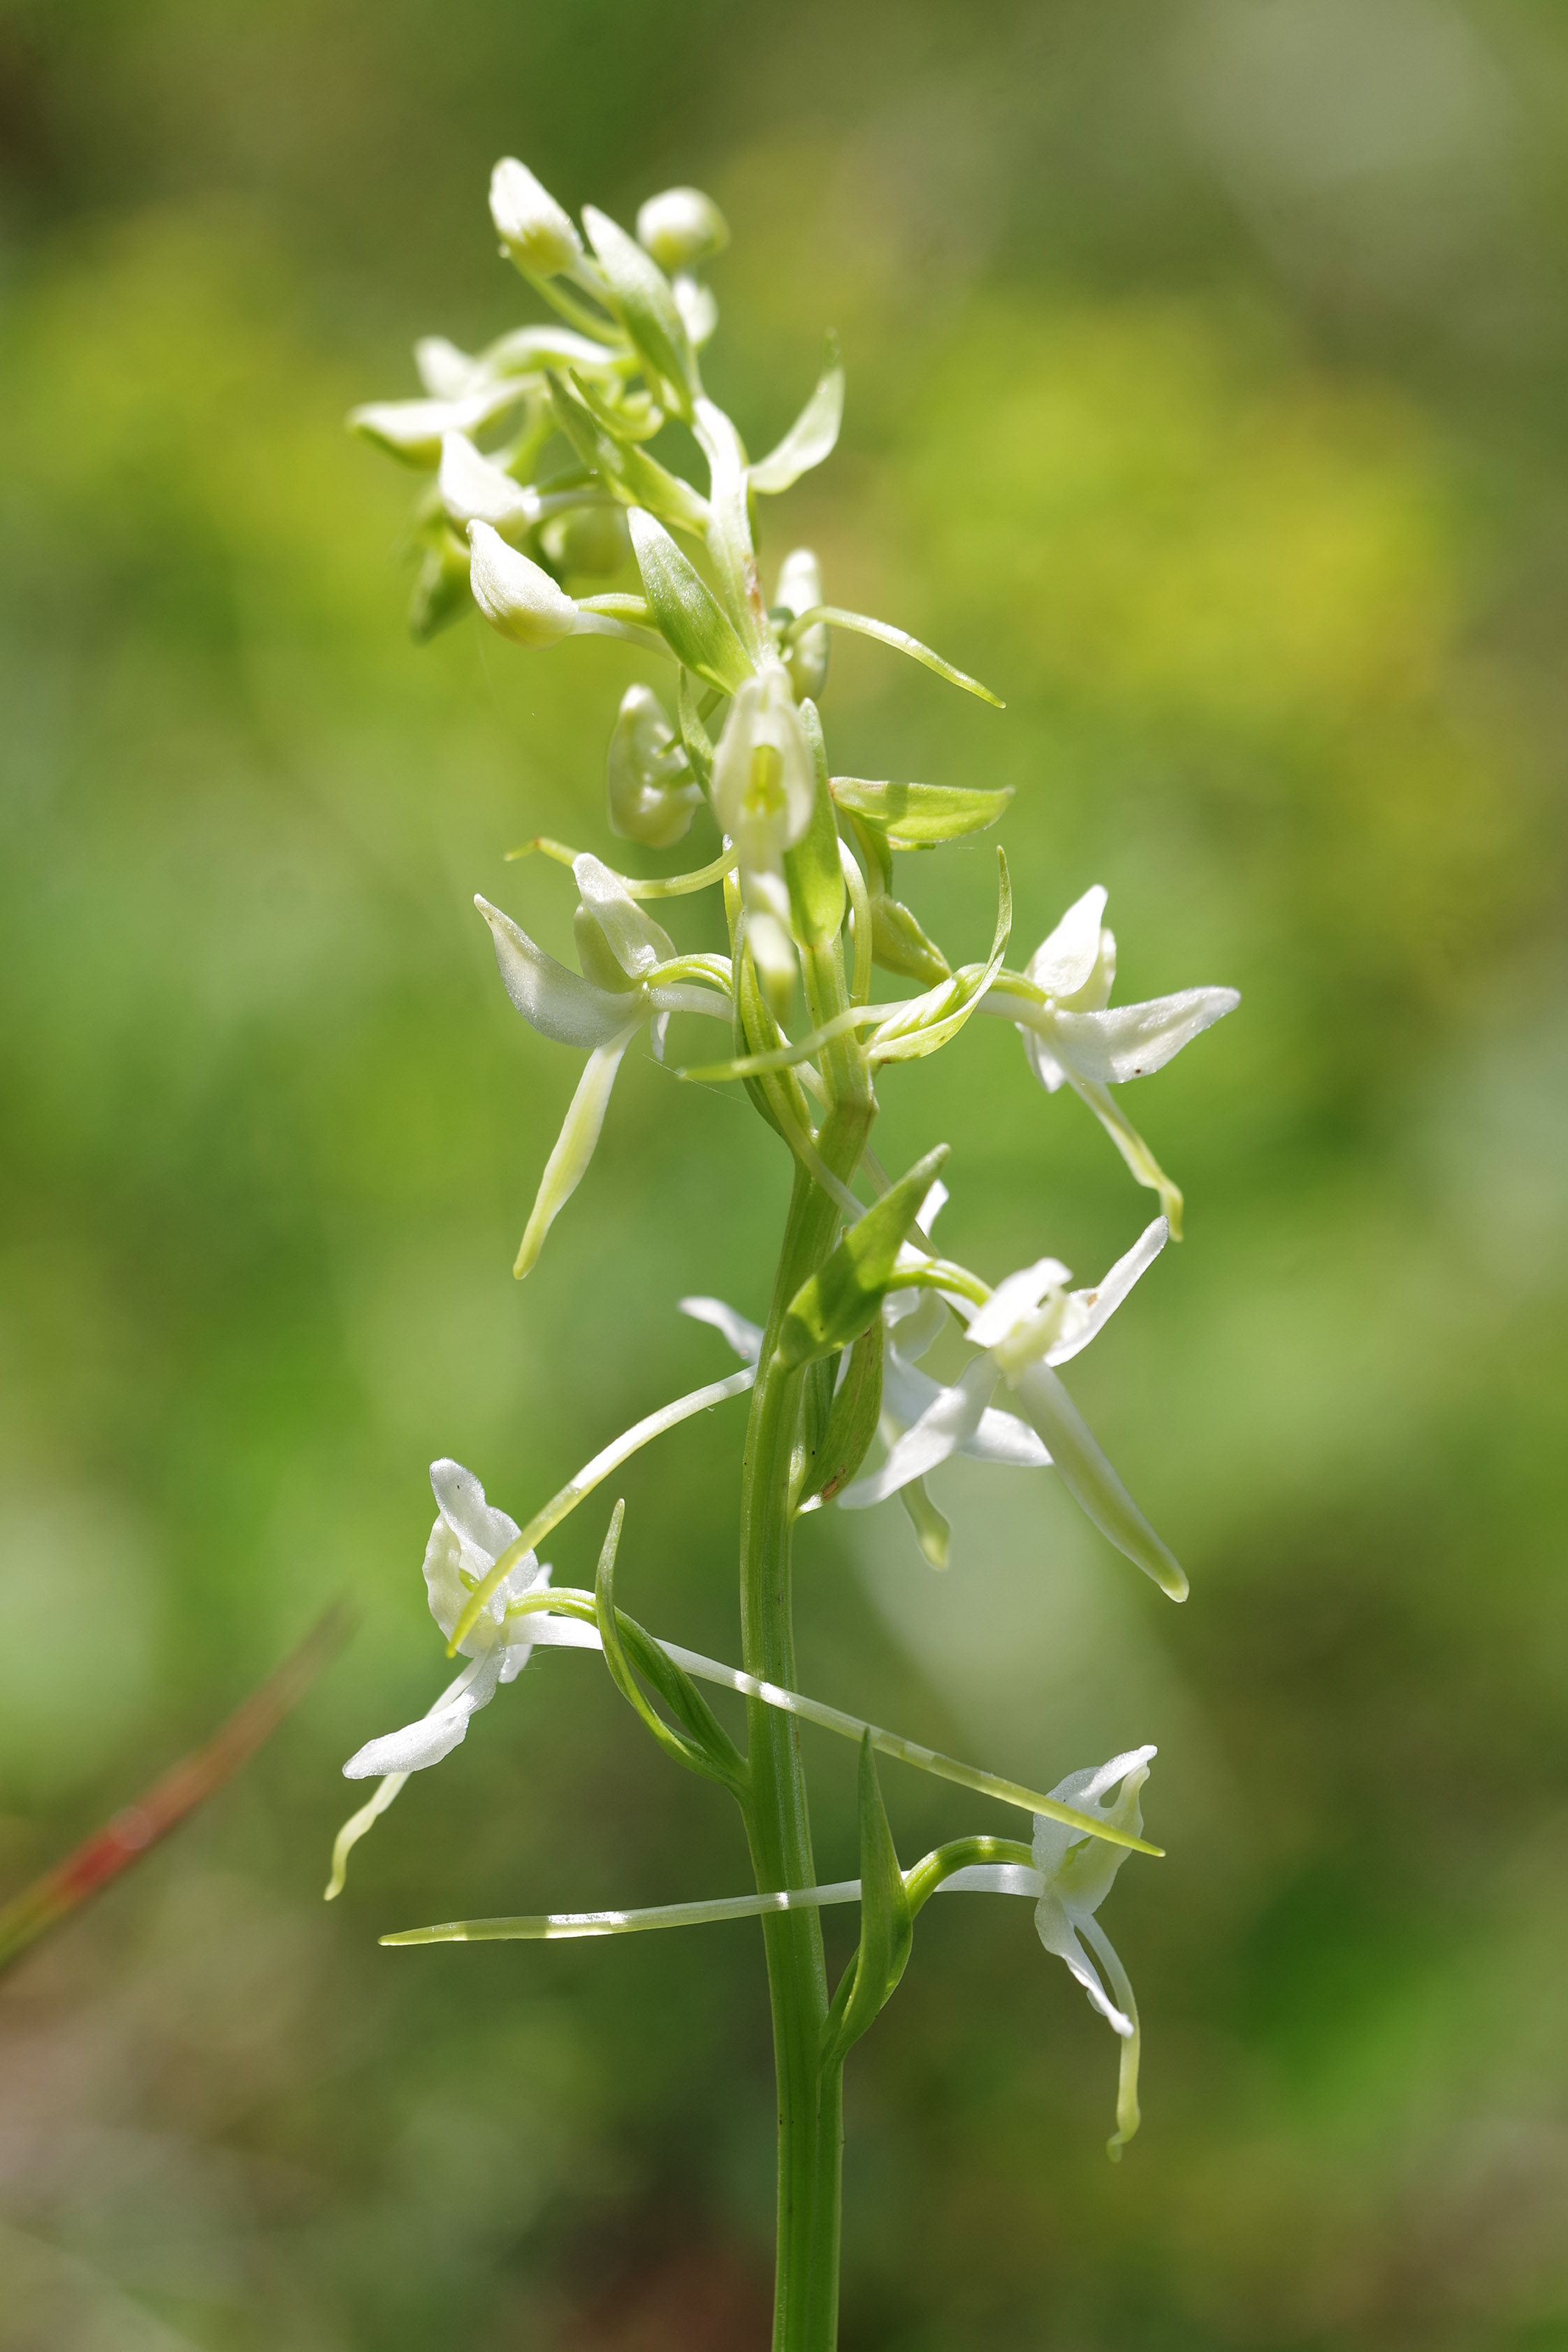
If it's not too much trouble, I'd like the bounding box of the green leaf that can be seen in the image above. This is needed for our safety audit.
[800,1323,883,1507]
[750,335,845,494]
[629,510,755,695]
[784,698,847,948]
[594,1502,748,1791]
[581,205,696,409]
[822,1735,914,2070]
[830,778,1013,850]
[778,1145,949,1368]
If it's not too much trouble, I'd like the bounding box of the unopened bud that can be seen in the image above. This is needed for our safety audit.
[606,684,703,848]
[636,187,729,273]
[490,157,583,278]
[467,521,579,647]
[776,547,828,701]
[540,502,631,579]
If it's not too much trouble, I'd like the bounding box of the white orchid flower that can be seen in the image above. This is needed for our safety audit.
[984,885,1239,1234]
[825,1184,1180,1595]
[477,859,729,1276]
[945,1743,1153,2156]
[326,1460,602,1895]
[710,663,816,1008]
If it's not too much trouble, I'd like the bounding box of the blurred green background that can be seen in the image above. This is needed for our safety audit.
[3,1,1567,2345]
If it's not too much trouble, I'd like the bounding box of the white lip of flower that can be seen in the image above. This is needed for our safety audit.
[981,885,1240,1233]
[475,867,730,1276]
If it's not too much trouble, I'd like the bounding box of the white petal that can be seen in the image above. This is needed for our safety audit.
[1033,1749,1155,1899]
[430,1458,522,1570]
[883,1289,948,1365]
[1008,1362,1187,1601]
[1047,987,1241,1085]
[1021,1026,1070,1094]
[416,336,479,398]
[476,895,644,1050]
[959,1405,1051,1468]
[1035,1892,1134,2037]
[882,1345,943,1426]
[1045,1218,1168,1367]
[514,1024,641,1278]
[679,1295,764,1364]
[966,1257,1073,1352]
[839,1357,999,1508]
[916,1177,950,1234]
[572,853,676,978]
[1027,885,1108,999]
[438,432,539,530]
[342,1653,501,1780]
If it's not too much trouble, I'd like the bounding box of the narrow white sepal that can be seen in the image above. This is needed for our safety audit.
[476,896,644,1050]
[680,1295,765,1364]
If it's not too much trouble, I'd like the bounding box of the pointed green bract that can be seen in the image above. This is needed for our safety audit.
[822,1736,914,2068]
[800,1323,883,1507]
[629,509,755,693]
[750,334,844,494]
[581,204,696,409]
[777,1145,950,1367]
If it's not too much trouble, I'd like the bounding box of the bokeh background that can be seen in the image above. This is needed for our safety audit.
[3,2,1567,2344]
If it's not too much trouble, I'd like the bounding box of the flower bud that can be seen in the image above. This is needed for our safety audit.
[539,502,631,579]
[490,157,583,278]
[711,665,815,872]
[467,521,579,647]
[775,547,828,701]
[636,187,729,273]
[606,684,703,848]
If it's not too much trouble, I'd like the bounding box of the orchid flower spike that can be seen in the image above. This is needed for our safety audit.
[476,866,729,1275]
[987,886,1239,1236]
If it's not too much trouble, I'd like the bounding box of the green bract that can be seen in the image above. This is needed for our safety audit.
[340,148,1244,2350]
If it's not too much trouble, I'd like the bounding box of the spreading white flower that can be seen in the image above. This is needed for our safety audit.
[987,885,1239,1233]
[830,1207,1182,1597]
[477,860,729,1275]
[946,1744,1154,2156]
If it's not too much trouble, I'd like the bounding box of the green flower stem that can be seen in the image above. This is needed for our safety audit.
[744,1008,873,2348]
